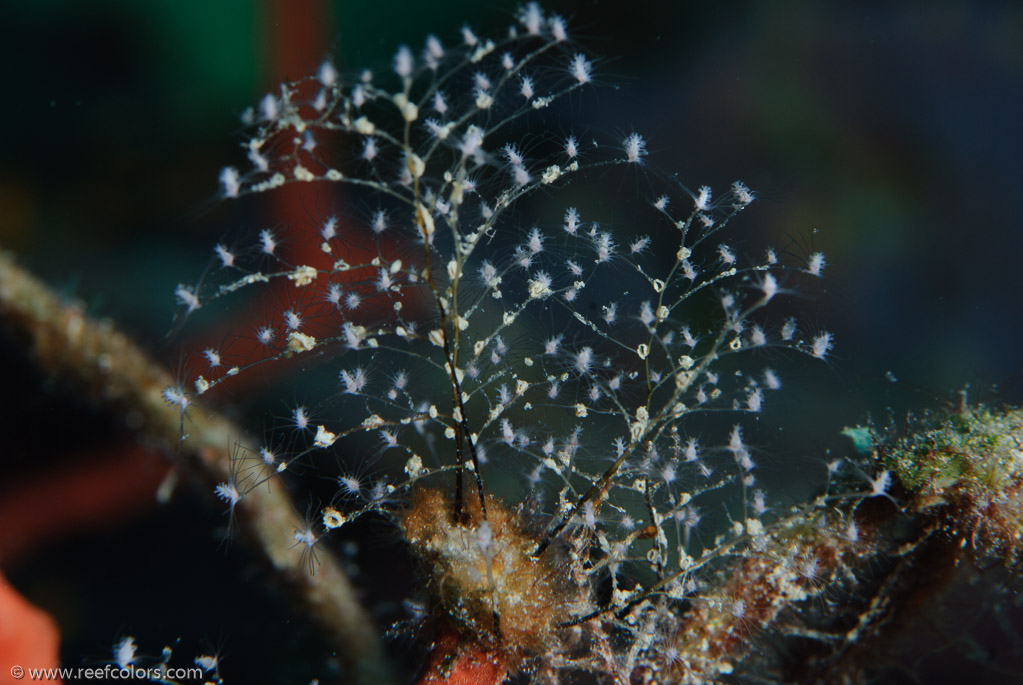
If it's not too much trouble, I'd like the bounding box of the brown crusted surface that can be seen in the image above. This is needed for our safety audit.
[401,487,569,660]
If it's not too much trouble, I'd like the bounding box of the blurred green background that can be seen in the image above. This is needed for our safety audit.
[1,0,1021,682]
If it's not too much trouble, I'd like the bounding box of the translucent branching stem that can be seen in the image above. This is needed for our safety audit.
[413,178,488,522]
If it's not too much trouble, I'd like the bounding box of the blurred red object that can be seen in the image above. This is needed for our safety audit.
[0,572,61,684]
[0,444,168,565]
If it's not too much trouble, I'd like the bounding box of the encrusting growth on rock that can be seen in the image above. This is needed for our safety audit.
[881,404,1023,558]
[401,488,584,666]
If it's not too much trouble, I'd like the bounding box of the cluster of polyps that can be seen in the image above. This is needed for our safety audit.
[168,3,843,682]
